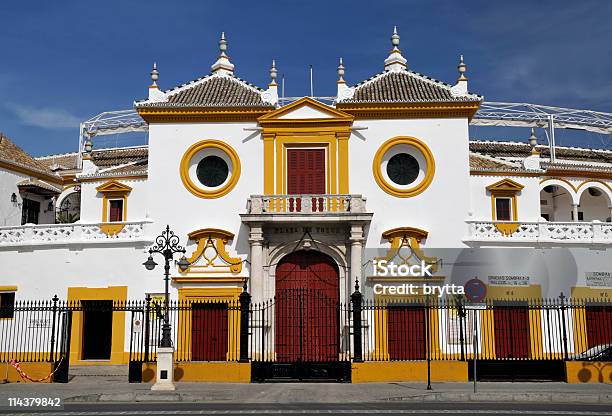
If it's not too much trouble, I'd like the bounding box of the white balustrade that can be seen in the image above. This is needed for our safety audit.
[0,221,152,247]
[467,220,612,244]
[247,194,367,214]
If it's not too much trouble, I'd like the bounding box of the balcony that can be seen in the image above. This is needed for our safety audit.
[466,220,612,244]
[242,194,372,224]
[0,220,153,247]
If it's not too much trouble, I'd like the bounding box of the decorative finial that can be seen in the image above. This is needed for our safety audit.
[391,25,400,49]
[384,26,407,71]
[337,57,345,83]
[150,62,159,87]
[528,128,538,149]
[219,32,227,57]
[269,59,277,85]
[457,54,467,81]
[211,31,235,75]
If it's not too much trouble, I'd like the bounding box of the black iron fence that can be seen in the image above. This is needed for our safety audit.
[1,293,611,369]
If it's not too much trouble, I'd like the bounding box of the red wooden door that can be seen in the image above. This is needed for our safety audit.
[494,305,530,359]
[191,302,228,361]
[275,250,339,362]
[586,305,612,348]
[387,306,426,360]
[287,149,326,194]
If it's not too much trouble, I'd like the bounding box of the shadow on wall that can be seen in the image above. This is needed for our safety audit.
[577,362,612,383]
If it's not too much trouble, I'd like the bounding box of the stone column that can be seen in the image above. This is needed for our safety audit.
[248,223,264,303]
[572,204,579,222]
[349,223,365,289]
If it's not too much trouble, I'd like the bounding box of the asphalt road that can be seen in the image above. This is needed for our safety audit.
[2,402,612,416]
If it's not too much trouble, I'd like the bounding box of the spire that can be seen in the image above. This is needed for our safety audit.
[384,26,407,72]
[336,57,354,102]
[457,54,467,81]
[147,62,168,102]
[523,128,541,169]
[269,59,278,86]
[262,59,279,106]
[451,54,468,96]
[337,57,345,83]
[150,62,159,88]
[211,32,235,75]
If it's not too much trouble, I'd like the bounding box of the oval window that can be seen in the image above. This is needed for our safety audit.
[386,153,419,186]
[196,155,229,188]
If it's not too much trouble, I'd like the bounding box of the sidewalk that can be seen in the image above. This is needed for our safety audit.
[1,376,611,404]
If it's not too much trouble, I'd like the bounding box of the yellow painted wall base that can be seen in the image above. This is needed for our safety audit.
[1,362,54,383]
[143,362,251,383]
[351,361,468,383]
[565,361,612,383]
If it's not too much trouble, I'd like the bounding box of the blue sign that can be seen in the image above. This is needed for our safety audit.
[464,278,487,303]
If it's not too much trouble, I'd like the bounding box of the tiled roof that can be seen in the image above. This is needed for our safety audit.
[37,146,149,175]
[17,178,62,193]
[0,133,59,179]
[135,74,273,108]
[469,153,521,170]
[342,70,482,104]
[469,140,612,164]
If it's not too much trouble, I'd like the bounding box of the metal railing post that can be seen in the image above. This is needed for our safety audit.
[144,295,151,362]
[239,283,251,362]
[351,280,363,362]
[49,295,58,362]
[559,292,569,360]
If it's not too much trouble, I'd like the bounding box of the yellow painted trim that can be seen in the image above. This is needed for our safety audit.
[79,174,148,183]
[97,180,131,225]
[99,223,126,236]
[351,361,468,383]
[66,286,128,365]
[540,177,578,192]
[337,132,350,194]
[3,362,54,383]
[142,362,251,383]
[183,228,242,274]
[488,178,522,234]
[0,286,18,291]
[372,136,435,198]
[137,106,273,123]
[565,361,612,383]
[382,227,428,242]
[336,102,481,121]
[263,133,275,195]
[179,140,241,199]
[577,179,612,193]
[258,96,354,124]
[172,276,246,284]
[0,160,63,185]
[176,288,242,362]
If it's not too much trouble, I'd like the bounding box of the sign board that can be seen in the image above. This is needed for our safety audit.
[133,318,142,333]
[465,303,487,310]
[464,278,487,303]
[585,272,612,288]
[487,275,530,286]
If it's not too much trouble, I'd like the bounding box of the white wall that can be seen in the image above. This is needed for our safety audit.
[349,118,471,248]
[0,167,55,226]
[469,175,541,222]
[79,177,150,224]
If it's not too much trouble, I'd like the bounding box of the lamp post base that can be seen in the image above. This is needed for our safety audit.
[151,347,175,391]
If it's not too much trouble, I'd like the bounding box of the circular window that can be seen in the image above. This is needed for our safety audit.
[373,136,435,198]
[386,153,420,186]
[196,156,229,188]
[180,140,241,198]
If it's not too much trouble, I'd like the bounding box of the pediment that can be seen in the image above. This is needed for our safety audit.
[95,180,132,193]
[258,97,353,123]
[486,178,524,192]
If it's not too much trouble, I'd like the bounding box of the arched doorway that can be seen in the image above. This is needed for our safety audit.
[275,250,339,363]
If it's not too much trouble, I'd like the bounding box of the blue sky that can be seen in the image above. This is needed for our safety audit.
[1,0,610,156]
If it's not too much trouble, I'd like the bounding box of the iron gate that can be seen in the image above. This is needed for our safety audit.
[251,289,352,382]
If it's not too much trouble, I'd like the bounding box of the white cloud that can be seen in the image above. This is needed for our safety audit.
[9,104,81,129]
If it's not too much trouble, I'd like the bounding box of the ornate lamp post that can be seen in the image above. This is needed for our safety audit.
[143,225,189,390]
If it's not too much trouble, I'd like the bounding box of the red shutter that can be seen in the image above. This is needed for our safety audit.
[586,306,612,348]
[494,306,530,358]
[109,200,123,222]
[192,302,229,361]
[287,149,326,194]
[387,306,426,360]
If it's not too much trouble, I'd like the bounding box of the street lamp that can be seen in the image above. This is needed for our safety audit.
[142,225,188,348]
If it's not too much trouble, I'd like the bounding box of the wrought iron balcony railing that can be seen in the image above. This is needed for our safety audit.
[466,220,612,244]
[246,194,367,214]
[0,220,153,247]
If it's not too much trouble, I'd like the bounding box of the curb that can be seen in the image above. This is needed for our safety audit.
[64,392,612,404]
